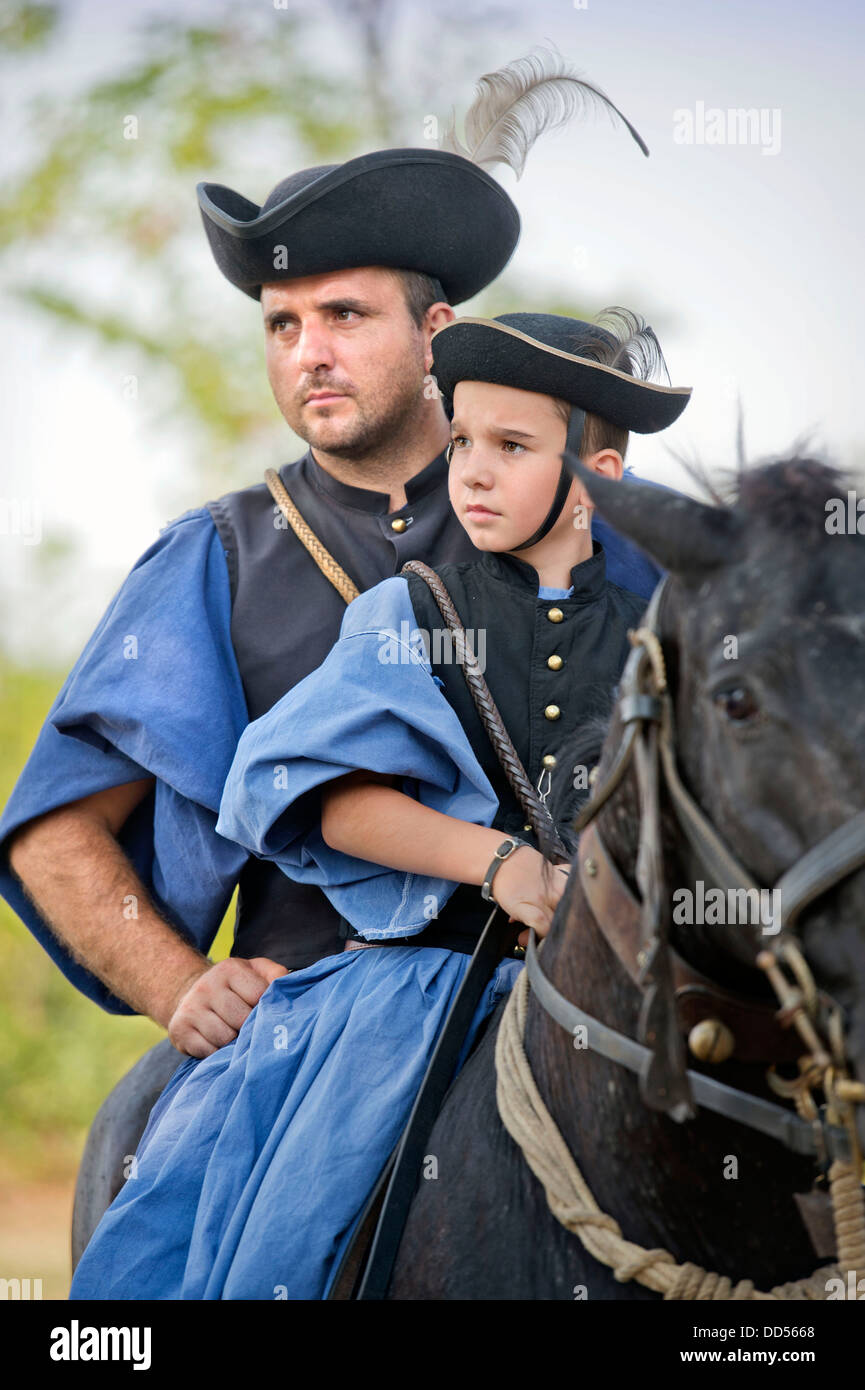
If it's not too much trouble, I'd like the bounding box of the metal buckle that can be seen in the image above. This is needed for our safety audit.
[481,837,524,902]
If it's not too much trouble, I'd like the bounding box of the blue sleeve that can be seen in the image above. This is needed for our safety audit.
[216,577,498,940]
[0,510,250,1012]
[592,468,669,600]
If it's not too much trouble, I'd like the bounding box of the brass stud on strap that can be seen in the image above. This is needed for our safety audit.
[688,1018,735,1064]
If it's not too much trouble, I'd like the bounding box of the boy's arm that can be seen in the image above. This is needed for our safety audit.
[321,771,566,936]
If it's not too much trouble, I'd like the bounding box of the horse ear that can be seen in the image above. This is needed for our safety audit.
[564,451,742,577]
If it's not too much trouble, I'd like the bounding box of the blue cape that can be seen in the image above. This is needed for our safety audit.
[0,510,249,1012]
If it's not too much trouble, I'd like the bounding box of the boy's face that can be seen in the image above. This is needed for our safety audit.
[448,380,621,553]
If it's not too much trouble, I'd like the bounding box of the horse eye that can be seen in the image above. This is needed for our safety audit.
[714,686,760,722]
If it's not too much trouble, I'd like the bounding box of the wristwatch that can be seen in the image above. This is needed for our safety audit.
[481,836,529,904]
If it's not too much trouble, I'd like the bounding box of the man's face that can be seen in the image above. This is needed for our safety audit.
[261,267,437,458]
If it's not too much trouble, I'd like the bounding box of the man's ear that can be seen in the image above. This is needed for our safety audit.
[424,303,455,368]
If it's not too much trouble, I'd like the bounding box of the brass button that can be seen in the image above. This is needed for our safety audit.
[544,704,561,721]
[390,518,407,533]
[546,607,564,623]
[542,754,557,769]
[547,654,563,671]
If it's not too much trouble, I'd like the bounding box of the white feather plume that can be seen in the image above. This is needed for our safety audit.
[439,42,649,178]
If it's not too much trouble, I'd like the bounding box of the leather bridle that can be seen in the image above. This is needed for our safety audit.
[526,576,865,1167]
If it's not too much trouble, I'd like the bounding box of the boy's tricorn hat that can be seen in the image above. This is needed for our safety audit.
[430,312,692,433]
[431,311,691,550]
[197,149,520,304]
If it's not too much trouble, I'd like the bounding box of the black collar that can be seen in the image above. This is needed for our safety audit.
[479,539,608,602]
[300,447,449,515]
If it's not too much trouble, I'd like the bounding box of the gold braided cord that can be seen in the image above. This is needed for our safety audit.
[264,469,360,605]
[494,970,847,1301]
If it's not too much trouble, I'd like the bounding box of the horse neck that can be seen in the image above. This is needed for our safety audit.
[522,807,821,1288]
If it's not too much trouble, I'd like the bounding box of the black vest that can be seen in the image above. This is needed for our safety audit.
[207,447,479,968]
[405,545,647,841]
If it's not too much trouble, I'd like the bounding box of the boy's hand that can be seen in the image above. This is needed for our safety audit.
[489,846,570,944]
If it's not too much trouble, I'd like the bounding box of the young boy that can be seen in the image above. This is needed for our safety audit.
[69,309,690,1301]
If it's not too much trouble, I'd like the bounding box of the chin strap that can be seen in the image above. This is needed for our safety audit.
[511,404,586,552]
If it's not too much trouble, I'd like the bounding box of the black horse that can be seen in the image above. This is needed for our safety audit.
[389,455,865,1299]
[74,454,865,1298]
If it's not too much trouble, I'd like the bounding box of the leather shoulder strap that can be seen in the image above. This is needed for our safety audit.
[265,468,360,605]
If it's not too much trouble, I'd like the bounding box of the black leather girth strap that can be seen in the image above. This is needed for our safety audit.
[354,905,519,1300]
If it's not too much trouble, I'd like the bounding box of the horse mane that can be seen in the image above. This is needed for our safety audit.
[672,449,857,549]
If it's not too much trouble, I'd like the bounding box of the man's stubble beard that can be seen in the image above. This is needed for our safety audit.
[283,345,429,468]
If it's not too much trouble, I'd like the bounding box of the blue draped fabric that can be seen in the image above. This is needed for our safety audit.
[0,510,249,1010]
[70,571,552,1301]
[70,946,522,1300]
[216,577,501,938]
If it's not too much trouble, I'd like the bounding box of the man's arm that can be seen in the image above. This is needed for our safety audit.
[9,780,286,1058]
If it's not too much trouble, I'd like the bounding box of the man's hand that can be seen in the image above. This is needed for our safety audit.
[167,956,289,1058]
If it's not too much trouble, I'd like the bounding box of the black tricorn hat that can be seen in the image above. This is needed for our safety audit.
[197,148,520,305]
[430,312,691,433]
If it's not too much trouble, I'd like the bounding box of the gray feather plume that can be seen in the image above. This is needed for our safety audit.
[439,42,649,178]
[579,307,671,384]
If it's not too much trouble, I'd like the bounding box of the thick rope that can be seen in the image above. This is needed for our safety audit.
[265,469,360,605]
[829,1158,865,1287]
[494,969,842,1300]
